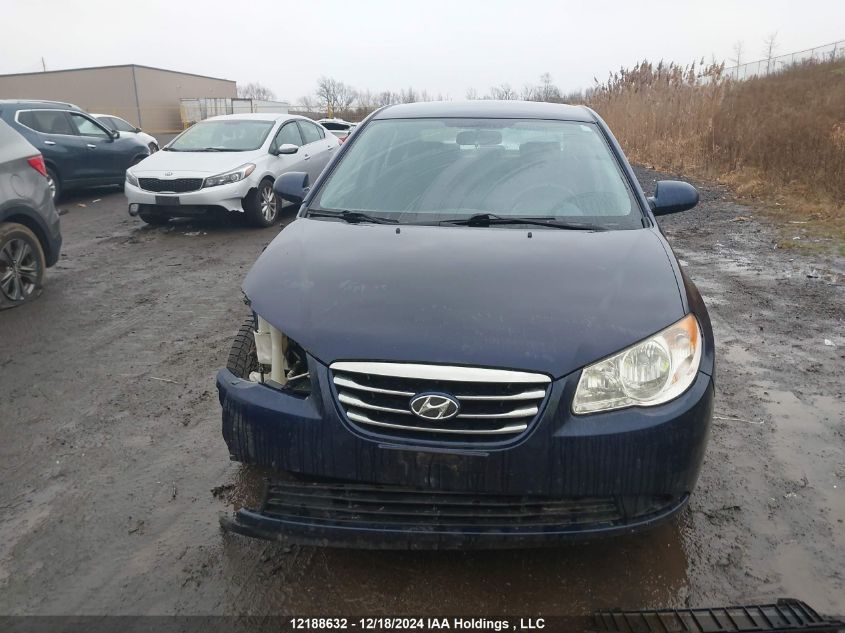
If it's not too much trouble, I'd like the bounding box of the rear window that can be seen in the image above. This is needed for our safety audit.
[314,118,642,229]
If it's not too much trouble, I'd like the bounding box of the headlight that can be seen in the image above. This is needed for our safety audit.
[125,170,139,187]
[203,163,255,188]
[572,314,702,414]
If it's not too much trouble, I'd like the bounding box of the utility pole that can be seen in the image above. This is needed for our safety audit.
[41,57,46,71]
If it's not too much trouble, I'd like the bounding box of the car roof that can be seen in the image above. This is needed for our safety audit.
[204,112,298,122]
[373,100,596,122]
[0,99,80,110]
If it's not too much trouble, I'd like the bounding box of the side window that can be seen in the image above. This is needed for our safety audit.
[69,113,110,138]
[298,121,322,145]
[272,122,303,150]
[110,117,136,133]
[18,110,75,135]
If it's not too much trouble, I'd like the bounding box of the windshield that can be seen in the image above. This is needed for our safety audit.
[313,118,642,229]
[167,119,274,151]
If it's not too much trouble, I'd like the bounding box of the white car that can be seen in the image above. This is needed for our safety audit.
[318,118,356,143]
[93,114,160,153]
[124,113,339,227]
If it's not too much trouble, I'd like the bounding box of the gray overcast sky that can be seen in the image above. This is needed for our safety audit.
[2,0,843,101]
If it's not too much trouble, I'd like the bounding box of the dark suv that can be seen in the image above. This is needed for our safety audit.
[0,100,150,201]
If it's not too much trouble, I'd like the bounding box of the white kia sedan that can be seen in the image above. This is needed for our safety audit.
[92,113,160,153]
[124,113,339,227]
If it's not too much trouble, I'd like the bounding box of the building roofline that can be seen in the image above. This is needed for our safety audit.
[0,63,236,84]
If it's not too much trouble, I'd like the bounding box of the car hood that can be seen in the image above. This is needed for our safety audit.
[244,219,685,379]
[130,149,260,175]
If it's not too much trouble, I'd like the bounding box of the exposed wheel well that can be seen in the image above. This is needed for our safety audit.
[1,209,50,259]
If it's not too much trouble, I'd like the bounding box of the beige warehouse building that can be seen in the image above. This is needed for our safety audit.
[0,64,237,135]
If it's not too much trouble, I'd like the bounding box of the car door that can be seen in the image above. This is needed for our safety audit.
[268,120,307,177]
[297,120,336,180]
[14,109,88,184]
[67,112,132,183]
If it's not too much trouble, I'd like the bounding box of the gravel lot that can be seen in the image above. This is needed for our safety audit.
[0,168,843,616]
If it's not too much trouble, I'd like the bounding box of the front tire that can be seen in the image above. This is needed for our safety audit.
[244,179,278,228]
[227,318,259,379]
[0,223,46,310]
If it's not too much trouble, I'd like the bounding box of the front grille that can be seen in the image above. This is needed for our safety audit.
[330,362,550,443]
[261,480,642,529]
[138,177,203,193]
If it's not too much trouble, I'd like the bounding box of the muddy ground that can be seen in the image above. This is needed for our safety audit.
[0,167,842,617]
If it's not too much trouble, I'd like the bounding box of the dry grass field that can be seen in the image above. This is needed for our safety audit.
[587,59,845,252]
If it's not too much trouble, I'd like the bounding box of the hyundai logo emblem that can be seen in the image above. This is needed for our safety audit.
[164,171,173,176]
[409,393,460,420]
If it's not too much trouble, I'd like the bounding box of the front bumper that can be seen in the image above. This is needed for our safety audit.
[125,178,253,214]
[217,358,713,546]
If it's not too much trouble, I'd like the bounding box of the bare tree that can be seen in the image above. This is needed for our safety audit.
[237,82,276,100]
[762,32,779,73]
[730,41,745,67]
[465,87,479,100]
[316,77,357,117]
[488,83,518,100]
[537,73,561,102]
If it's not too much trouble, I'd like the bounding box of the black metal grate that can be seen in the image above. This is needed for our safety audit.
[258,480,674,530]
[138,177,203,193]
[594,599,844,632]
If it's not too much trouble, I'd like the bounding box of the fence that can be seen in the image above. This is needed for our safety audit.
[178,98,291,128]
[723,39,845,81]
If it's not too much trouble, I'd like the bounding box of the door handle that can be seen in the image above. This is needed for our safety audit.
[86,143,97,149]
[303,154,311,160]
[43,140,56,146]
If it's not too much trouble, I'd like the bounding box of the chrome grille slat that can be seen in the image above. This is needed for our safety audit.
[330,362,549,443]
[331,361,551,383]
[338,392,412,415]
[456,406,538,419]
[333,376,415,397]
[347,411,528,435]
[457,389,546,401]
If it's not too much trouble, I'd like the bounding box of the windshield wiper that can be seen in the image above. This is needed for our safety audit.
[439,213,607,231]
[308,210,399,225]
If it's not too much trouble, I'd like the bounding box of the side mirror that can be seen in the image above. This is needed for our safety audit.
[648,180,699,215]
[274,171,310,205]
[109,129,120,140]
[275,144,299,156]
[134,127,142,133]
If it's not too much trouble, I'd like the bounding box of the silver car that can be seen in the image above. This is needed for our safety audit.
[0,119,62,309]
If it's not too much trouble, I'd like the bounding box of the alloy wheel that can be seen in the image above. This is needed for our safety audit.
[47,175,57,200]
[0,238,40,301]
[260,184,277,222]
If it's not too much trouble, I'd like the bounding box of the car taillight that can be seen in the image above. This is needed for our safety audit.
[27,155,48,178]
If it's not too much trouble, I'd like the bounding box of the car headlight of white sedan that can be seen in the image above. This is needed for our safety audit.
[573,314,702,414]
[203,163,255,188]
[125,170,139,187]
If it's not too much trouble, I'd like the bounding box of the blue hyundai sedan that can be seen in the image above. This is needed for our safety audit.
[217,101,714,548]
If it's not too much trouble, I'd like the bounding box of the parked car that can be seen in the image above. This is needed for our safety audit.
[124,113,339,227]
[318,118,356,142]
[0,119,62,309]
[0,100,150,202]
[92,113,159,153]
[217,101,715,548]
